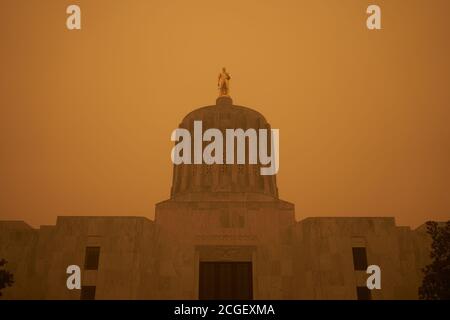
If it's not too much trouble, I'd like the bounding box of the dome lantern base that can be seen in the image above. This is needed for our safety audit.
[216,95,233,106]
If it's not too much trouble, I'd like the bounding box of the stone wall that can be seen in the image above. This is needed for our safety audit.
[0,213,432,299]
[291,217,430,299]
[0,217,158,299]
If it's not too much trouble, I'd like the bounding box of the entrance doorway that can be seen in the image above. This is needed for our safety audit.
[199,261,253,300]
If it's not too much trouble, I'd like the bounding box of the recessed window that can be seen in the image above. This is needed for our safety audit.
[84,246,100,270]
[80,286,96,300]
[352,247,368,271]
[356,286,371,300]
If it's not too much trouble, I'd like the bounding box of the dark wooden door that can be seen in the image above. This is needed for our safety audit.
[199,261,253,300]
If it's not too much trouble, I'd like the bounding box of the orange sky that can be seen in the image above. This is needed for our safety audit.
[1,0,449,228]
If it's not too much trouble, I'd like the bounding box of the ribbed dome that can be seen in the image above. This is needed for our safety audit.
[170,96,279,200]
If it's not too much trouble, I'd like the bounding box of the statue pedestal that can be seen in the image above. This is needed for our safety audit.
[216,95,233,106]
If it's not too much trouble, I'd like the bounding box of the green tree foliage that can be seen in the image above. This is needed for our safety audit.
[0,259,14,297]
[419,221,450,300]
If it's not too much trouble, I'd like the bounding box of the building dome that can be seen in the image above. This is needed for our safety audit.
[170,96,279,200]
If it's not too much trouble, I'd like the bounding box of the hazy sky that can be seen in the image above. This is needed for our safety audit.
[1,0,449,228]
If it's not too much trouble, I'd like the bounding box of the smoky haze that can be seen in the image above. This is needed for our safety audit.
[0,0,449,228]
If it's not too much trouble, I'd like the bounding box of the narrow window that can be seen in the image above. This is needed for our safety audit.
[352,247,368,271]
[84,246,100,270]
[356,286,371,300]
[80,286,96,300]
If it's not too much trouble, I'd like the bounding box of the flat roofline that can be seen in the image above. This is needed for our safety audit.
[0,220,35,230]
[297,216,397,224]
[56,215,154,221]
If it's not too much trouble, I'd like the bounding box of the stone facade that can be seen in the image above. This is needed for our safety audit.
[0,98,433,299]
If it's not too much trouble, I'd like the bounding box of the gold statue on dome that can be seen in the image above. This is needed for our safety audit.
[217,67,232,96]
